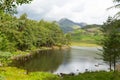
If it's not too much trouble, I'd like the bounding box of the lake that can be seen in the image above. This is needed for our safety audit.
[11,46,109,75]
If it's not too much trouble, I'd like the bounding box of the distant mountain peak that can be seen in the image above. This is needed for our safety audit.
[58,18,87,33]
[60,18,68,20]
[59,18,70,21]
[59,18,74,23]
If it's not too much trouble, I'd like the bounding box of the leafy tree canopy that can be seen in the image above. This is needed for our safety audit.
[0,0,32,14]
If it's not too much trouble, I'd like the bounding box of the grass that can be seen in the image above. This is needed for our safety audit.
[1,67,120,80]
[62,71,120,80]
[0,67,120,80]
[71,34,102,47]
[71,42,100,47]
[0,67,60,80]
[71,28,103,47]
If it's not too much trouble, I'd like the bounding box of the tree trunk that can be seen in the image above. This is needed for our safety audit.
[113,56,116,72]
[109,56,112,71]
[109,61,112,71]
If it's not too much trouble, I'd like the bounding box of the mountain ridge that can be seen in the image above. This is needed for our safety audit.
[58,18,87,33]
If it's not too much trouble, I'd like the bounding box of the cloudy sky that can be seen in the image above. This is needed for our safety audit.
[17,0,119,24]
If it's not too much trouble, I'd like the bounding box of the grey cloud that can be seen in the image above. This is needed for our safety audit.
[16,0,118,24]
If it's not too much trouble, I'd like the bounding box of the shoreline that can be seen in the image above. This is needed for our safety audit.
[11,45,70,59]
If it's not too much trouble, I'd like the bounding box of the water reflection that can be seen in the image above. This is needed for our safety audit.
[54,46,109,74]
[11,47,109,74]
[11,49,66,73]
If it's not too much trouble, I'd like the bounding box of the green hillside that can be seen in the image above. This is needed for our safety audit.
[58,18,87,33]
[71,25,103,46]
[57,18,102,46]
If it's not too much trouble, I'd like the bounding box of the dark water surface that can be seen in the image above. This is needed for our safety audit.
[12,46,109,74]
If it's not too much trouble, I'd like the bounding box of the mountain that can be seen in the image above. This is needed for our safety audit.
[58,18,87,33]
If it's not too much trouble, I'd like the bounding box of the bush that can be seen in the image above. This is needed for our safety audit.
[0,52,12,66]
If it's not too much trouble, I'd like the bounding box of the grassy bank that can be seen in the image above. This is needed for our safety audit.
[0,67,120,80]
[0,67,60,80]
[11,46,70,59]
[71,42,100,47]
[62,71,120,80]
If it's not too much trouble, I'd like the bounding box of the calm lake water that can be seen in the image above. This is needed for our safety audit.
[12,46,109,74]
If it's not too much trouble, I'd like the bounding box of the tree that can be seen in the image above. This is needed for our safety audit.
[108,0,120,18]
[101,18,120,71]
[0,0,33,14]
[114,0,120,18]
[0,32,9,51]
[64,33,71,46]
[114,0,120,3]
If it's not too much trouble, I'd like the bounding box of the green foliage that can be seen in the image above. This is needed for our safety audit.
[0,67,60,80]
[108,0,120,18]
[0,0,33,14]
[0,13,68,51]
[0,12,69,65]
[0,33,9,51]
[101,17,120,71]
[64,33,71,45]
[0,51,12,66]
[0,0,34,67]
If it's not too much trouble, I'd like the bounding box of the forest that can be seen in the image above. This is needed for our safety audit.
[0,13,70,51]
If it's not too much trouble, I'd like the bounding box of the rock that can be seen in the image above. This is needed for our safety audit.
[59,73,75,77]
[116,64,120,71]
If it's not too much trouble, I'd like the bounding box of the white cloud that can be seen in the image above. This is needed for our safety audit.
[17,0,119,24]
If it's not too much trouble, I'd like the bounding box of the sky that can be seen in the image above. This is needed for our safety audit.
[17,0,119,24]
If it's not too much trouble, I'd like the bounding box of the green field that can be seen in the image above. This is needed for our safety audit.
[71,28,103,46]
